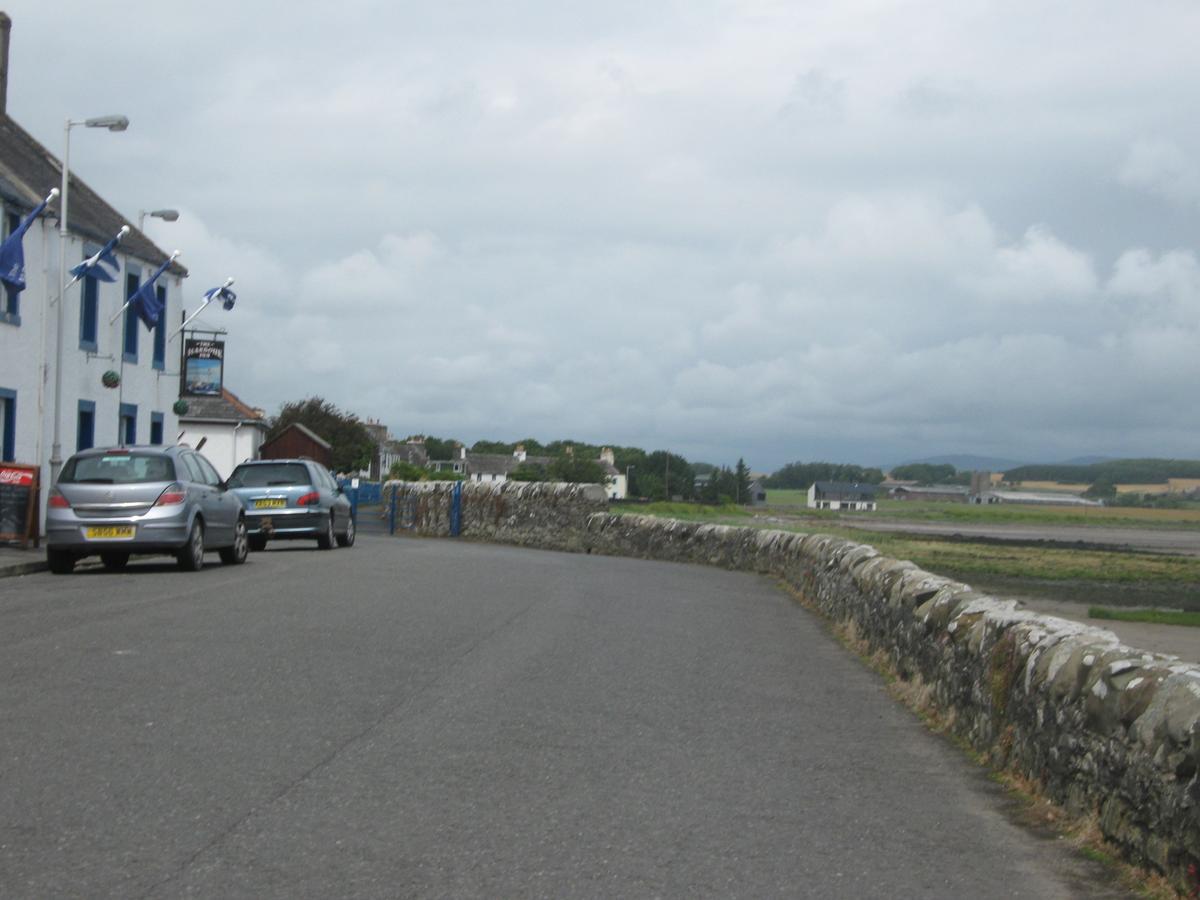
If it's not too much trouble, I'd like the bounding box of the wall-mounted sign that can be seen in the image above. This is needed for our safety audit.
[181,338,224,397]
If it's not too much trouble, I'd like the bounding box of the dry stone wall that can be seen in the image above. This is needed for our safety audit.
[382,484,1200,886]
[381,480,608,550]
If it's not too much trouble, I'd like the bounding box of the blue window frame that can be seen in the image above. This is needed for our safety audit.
[119,402,137,446]
[79,271,99,351]
[2,211,20,325]
[152,284,167,369]
[122,269,140,363]
[150,411,164,445]
[77,400,96,452]
[0,388,15,461]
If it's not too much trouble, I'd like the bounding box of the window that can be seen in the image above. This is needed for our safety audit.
[227,463,309,488]
[152,284,167,369]
[77,400,96,452]
[79,271,99,351]
[2,211,20,324]
[123,268,139,363]
[179,452,206,484]
[149,412,164,445]
[60,451,176,484]
[118,402,137,446]
[0,388,15,461]
[193,454,222,487]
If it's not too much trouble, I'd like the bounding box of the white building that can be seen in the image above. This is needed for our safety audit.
[807,481,878,511]
[177,388,269,479]
[0,14,188,522]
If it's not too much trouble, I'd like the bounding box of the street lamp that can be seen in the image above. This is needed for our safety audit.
[138,208,179,230]
[625,465,634,499]
[50,114,129,485]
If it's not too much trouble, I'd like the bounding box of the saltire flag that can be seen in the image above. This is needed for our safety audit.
[204,284,236,310]
[70,226,129,283]
[0,188,58,297]
[127,255,175,329]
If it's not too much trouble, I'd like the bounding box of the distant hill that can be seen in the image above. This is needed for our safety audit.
[1005,458,1200,483]
[895,454,1029,474]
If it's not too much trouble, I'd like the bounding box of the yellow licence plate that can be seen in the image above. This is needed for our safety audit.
[255,498,286,509]
[85,525,135,540]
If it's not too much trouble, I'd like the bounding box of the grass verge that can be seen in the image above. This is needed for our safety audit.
[1089,607,1200,627]
[619,504,1200,586]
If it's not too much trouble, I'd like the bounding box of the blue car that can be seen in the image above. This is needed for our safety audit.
[226,458,355,552]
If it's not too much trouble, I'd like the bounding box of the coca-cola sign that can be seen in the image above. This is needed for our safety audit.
[0,467,34,486]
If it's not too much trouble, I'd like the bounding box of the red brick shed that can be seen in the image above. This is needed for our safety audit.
[258,422,333,469]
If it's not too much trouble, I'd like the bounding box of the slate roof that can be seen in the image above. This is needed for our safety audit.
[811,481,879,500]
[179,387,266,424]
[0,113,186,275]
[467,453,552,476]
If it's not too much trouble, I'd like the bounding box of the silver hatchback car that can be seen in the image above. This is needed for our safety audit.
[45,445,249,574]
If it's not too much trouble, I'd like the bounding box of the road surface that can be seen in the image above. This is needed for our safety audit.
[0,535,1129,898]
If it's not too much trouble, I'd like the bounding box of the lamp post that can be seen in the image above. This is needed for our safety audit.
[138,208,179,231]
[625,465,634,500]
[51,114,129,486]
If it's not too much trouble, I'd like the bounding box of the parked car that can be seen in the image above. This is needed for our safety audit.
[45,444,249,574]
[225,458,355,552]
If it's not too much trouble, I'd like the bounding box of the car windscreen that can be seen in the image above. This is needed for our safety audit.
[226,463,311,488]
[60,453,176,484]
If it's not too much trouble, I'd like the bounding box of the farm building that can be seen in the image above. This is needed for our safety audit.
[807,482,878,511]
[888,485,971,503]
[258,422,333,470]
[974,490,1102,507]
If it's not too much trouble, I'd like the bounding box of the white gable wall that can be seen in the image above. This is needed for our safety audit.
[0,210,186,524]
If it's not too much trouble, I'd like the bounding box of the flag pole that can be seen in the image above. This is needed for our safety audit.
[109,249,179,324]
[170,276,234,338]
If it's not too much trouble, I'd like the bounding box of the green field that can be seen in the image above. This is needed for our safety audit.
[618,500,1200,611]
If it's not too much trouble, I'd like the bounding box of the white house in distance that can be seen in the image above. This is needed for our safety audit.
[0,13,187,520]
[807,481,879,511]
[176,387,269,479]
[424,443,628,498]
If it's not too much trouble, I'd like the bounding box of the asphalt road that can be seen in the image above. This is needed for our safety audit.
[0,535,1130,898]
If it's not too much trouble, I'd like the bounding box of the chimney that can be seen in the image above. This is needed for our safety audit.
[514,444,526,463]
[600,447,615,465]
[0,13,11,117]
[456,443,466,460]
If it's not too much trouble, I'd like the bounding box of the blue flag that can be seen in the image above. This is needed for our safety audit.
[203,284,236,310]
[0,190,56,296]
[127,255,174,329]
[70,227,127,283]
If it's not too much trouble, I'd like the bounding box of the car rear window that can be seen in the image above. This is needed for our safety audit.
[60,453,176,484]
[227,463,312,488]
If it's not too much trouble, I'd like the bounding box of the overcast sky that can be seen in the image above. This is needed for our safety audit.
[7,1,1200,470]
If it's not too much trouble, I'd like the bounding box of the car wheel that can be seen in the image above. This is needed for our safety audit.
[317,513,335,550]
[336,515,355,548]
[219,519,249,565]
[248,534,268,553]
[101,552,130,571]
[176,520,205,571]
[47,548,75,575]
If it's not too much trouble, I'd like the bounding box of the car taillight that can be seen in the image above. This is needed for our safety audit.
[48,489,70,508]
[297,491,320,506]
[155,483,187,506]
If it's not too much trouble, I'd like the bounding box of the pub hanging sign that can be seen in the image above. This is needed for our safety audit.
[181,338,224,397]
